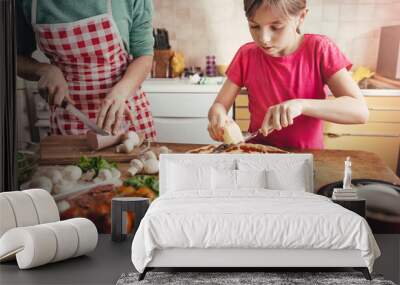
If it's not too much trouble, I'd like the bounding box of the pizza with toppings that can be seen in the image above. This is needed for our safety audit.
[187,143,287,154]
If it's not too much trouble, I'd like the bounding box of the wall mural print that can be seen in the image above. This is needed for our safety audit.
[11,0,400,236]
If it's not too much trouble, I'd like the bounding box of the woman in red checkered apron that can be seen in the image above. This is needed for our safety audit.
[17,0,156,140]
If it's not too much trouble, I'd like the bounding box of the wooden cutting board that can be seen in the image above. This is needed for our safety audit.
[39,135,150,165]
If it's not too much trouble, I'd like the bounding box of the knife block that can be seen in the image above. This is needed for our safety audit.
[377,25,400,80]
[152,50,174,78]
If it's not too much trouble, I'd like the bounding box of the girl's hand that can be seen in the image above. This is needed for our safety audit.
[260,99,303,136]
[208,111,232,142]
[37,65,74,106]
[96,88,135,135]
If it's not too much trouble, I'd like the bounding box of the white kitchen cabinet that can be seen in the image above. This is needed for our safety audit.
[147,92,216,118]
[143,78,230,144]
[152,117,213,144]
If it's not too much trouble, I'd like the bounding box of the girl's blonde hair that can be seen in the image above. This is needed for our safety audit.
[244,0,306,19]
[244,0,306,33]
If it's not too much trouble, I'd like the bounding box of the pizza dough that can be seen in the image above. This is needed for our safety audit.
[187,143,287,154]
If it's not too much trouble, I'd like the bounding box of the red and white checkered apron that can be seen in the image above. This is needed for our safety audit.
[31,0,156,140]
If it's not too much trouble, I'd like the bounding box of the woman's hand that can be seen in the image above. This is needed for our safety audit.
[37,65,74,106]
[260,99,303,136]
[207,110,232,142]
[96,87,135,135]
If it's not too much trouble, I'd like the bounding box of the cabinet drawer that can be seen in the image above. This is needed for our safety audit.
[365,97,400,109]
[236,108,250,120]
[153,117,214,144]
[324,122,400,136]
[147,93,216,117]
[234,96,400,122]
[368,110,400,123]
[237,120,250,131]
[323,135,399,172]
[235,95,248,107]
[236,96,400,109]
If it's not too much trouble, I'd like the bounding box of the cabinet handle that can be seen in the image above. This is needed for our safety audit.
[324,132,400,138]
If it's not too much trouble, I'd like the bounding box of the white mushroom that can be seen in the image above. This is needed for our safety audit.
[114,179,123,187]
[92,169,112,184]
[44,168,63,185]
[57,200,71,213]
[124,139,136,152]
[80,169,96,182]
[127,159,144,177]
[143,158,159,174]
[159,146,170,154]
[130,158,143,168]
[62,165,82,182]
[127,167,139,177]
[93,177,102,184]
[53,179,74,194]
[115,144,125,153]
[122,131,140,145]
[157,146,171,159]
[115,139,136,153]
[94,169,113,183]
[141,150,157,162]
[29,176,53,193]
[111,168,121,179]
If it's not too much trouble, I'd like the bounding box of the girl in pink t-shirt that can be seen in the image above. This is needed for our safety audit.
[208,0,369,149]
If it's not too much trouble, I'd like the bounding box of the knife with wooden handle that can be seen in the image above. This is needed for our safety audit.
[39,90,110,136]
[60,100,109,136]
[243,128,274,142]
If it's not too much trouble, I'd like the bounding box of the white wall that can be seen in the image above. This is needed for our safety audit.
[153,0,400,70]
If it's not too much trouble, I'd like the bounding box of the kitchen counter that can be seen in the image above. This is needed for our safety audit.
[356,89,400,97]
[142,78,224,93]
[141,78,400,97]
[24,77,400,96]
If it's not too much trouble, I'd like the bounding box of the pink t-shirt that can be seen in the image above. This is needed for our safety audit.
[226,34,352,149]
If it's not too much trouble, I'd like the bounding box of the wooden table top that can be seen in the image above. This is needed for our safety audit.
[148,143,400,192]
[39,139,400,193]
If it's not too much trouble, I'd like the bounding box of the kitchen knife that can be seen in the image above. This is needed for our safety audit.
[60,100,109,136]
[243,130,260,142]
[243,108,302,142]
[243,128,274,142]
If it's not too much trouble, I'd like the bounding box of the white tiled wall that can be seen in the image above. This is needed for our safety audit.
[153,0,400,70]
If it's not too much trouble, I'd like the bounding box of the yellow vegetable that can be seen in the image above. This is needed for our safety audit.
[352,66,375,83]
[117,185,136,196]
[171,52,185,77]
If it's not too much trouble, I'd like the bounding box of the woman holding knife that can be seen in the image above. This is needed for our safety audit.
[16,0,156,139]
